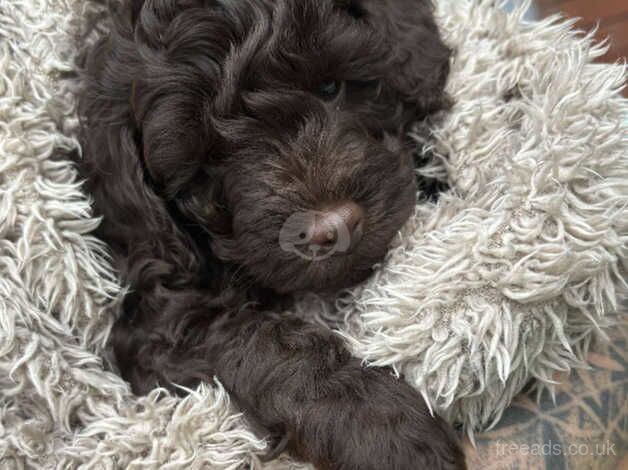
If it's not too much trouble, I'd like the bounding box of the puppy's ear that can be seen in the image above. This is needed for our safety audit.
[345,0,451,113]
[123,0,225,199]
[139,93,213,198]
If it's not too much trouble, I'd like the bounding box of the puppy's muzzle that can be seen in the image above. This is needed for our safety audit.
[279,201,365,261]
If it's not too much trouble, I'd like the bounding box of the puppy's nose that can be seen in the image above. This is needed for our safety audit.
[309,201,365,249]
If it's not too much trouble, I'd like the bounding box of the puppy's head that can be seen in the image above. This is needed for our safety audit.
[128,0,450,293]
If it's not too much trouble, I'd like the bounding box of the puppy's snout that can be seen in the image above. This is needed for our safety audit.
[309,201,364,249]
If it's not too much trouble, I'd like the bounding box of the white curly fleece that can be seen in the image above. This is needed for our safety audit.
[0,0,626,468]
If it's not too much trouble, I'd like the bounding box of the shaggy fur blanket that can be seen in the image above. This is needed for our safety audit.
[0,0,626,468]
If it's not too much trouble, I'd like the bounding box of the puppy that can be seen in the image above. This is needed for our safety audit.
[78,0,465,468]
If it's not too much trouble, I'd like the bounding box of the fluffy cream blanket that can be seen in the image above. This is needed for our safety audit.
[0,0,626,468]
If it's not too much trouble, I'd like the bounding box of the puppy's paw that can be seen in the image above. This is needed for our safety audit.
[294,366,466,470]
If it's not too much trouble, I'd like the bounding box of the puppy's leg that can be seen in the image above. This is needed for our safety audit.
[210,312,467,470]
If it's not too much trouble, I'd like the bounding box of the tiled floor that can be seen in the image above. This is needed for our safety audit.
[466,319,627,470]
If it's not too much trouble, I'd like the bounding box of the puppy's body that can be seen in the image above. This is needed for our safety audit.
[79,0,465,468]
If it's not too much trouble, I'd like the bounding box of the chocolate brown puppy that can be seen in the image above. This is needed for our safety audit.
[78,1,465,468]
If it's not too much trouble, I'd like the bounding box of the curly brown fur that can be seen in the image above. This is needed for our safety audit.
[78,0,465,468]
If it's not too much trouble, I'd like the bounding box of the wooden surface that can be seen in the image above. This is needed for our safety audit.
[537,0,628,64]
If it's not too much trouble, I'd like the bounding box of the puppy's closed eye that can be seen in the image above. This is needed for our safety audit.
[334,0,367,19]
[317,78,343,101]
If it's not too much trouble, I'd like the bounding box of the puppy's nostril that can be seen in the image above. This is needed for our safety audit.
[308,201,365,249]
